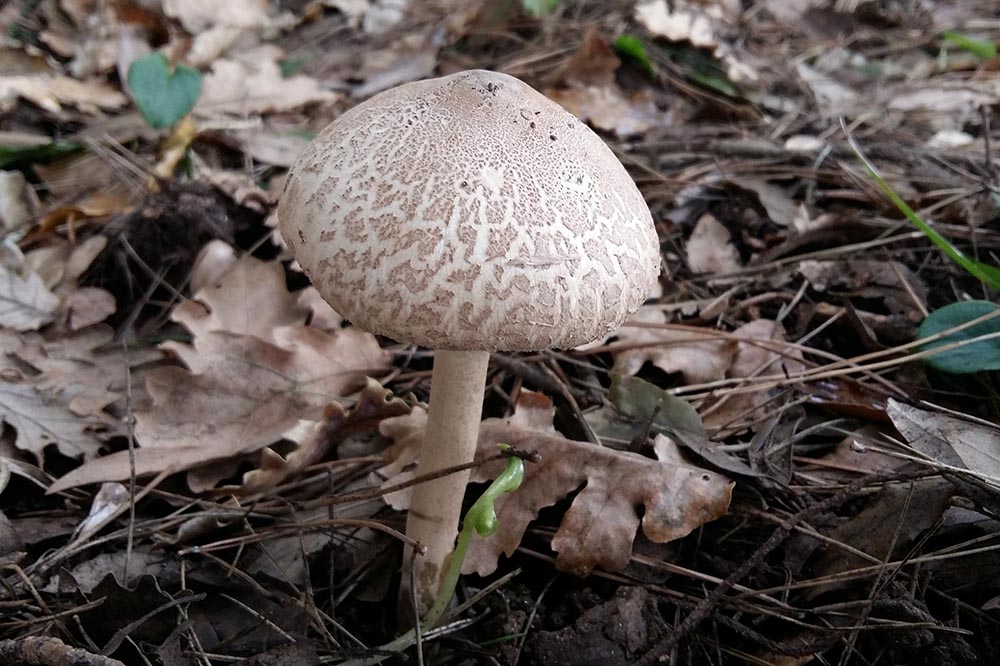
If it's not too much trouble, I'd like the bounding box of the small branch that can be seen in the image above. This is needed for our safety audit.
[0,637,126,666]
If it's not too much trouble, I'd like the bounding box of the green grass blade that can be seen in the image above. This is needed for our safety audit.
[844,122,1000,293]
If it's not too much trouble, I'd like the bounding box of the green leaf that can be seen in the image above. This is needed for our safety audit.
[609,375,758,476]
[0,141,80,170]
[278,57,305,78]
[942,31,997,60]
[686,69,738,96]
[614,35,655,77]
[918,300,1000,374]
[609,375,705,442]
[127,53,203,129]
[521,0,560,18]
[658,44,738,97]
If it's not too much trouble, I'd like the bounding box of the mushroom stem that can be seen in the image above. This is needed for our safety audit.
[404,349,490,612]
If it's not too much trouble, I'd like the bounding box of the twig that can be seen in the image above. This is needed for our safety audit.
[635,468,940,665]
[0,637,125,666]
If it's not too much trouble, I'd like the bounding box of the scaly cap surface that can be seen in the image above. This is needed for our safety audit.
[279,69,660,351]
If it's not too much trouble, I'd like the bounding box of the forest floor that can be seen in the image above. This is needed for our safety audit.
[2,0,1000,664]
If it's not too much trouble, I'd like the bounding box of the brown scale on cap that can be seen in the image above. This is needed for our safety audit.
[279,69,660,352]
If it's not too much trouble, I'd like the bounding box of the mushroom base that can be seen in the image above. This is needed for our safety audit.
[403,349,490,615]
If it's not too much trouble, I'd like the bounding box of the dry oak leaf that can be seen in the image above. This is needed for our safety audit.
[23,236,116,330]
[0,168,40,232]
[15,324,160,420]
[196,51,338,117]
[0,75,127,114]
[224,379,411,496]
[49,325,390,492]
[798,259,928,320]
[685,213,742,274]
[171,246,309,344]
[189,239,238,293]
[379,391,733,577]
[636,0,716,48]
[546,86,672,139]
[231,127,312,168]
[0,329,106,462]
[0,263,60,331]
[701,319,806,433]
[164,0,270,32]
[543,28,672,138]
[888,399,1000,483]
[612,307,737,384]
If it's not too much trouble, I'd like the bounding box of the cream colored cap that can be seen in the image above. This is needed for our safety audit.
[278,69,660,351]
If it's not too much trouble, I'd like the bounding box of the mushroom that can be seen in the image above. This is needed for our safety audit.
[277,69,660,612]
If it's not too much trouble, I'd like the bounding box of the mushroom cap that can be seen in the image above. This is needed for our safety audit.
[278,69,660,352]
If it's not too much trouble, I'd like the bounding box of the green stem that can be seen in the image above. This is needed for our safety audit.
[422,446,524,627]
[340,447,525,666]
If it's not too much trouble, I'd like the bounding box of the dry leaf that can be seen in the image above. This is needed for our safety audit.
[231,128,312,167]
[927,129,975,149]
[63,288,116,330]
[702,320,806,433]
[544,28,673,138]
[612,307,737,384]
[380,392,733,577]
[352,33,438,98]
[795,63,857,117]
[22,236,108,289]
[44,0,124,78]
[0,169,40,232]
[163,0,294,66]
[228,380,410,496]
[887,83,999,115]
[888,400,1000,483]
[196,167,273,212]
[22,236,116,328]
[798,259,927,320]
[297,286,344,331]
[636,0,716,48]
[546,86,672,138]
[49,326,390,492]
[46,239,385,493]
[807,478,955,596]
[196,51,338,116]
[189,239,238,293]
[40,546,173,595]
[0,75,128,114]
[75,482,130,543]
[792,203,835,234]
[0,263,60,331]
[547,27,620,88]
[729,178,798,228]
[32,153,138,202]
[169,249,308,343]
[0,331,107,463]
[37,193,130,235]
[164,0,270,32]
[361,0,408,34]
[806,427,903,480]
[14,324,159,419]
[476,392,732,576]
[686,213,742,274]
